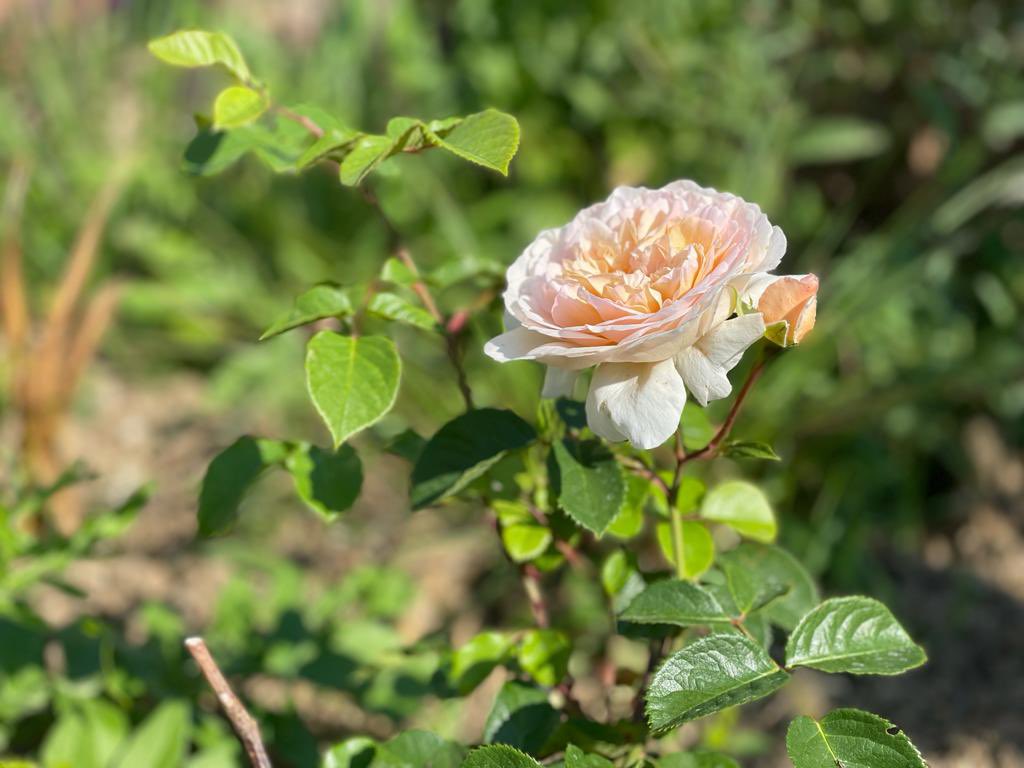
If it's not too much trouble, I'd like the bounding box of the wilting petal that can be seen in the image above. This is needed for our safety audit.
[542,366,578,398]
[585,359,686,449]
[674,313,765,406]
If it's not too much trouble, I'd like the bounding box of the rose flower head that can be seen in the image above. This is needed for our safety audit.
[485,180,817,449]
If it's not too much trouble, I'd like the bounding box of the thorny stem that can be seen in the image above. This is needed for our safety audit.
[185,637,272,768]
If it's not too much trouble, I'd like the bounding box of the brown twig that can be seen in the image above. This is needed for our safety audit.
[275,105,324,139]
[679,351,771,466]
[521,564,549,629]
[185,637,272,768]
[1,159,31,353]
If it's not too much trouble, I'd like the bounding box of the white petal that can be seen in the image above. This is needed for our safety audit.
[675,314,765,406]
[542,366,578,399]
[585,359,686,450]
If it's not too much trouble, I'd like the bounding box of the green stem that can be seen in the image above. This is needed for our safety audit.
[670,504,686,580]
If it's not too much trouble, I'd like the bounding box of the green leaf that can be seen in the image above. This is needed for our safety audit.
[786,708,926,768]
[607,473,648,539]
[322,736,377,768]
[790,118,890,165]
[374,731,465,768]
[385,429,426,463]
[656,520,715,579]
[785,597,927,675]
[620,580,730,627]
[721,440,780,461]
[501,523,552,563]
[260,283,353,340]
[716,542,819,630]
[197,436,283,537]
[700,481,776,542]
[212,86,268,130]
[451,632,514,694]
[182,118,308,176]
[551,439,624,535]
[517,629,571,686]
[296,127,361,169]
[111,701,191,768]
[338,134,396,186]
[410,409,536,509]
[564,744,614,768]
[645,633,789,732]
[720,556,788,616]
[305,332,401,448]
[380,257,418,286]
[463,745,543,768]
[428,109,520,175]
[285,444,363,521]
[368,292,440,332]
[483,681,560,754]
[148,30,253,83]
[601,550,646,614]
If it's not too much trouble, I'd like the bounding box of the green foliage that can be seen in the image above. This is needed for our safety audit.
[655,520,715,578]
[147,30,253,82]
[786,709,926,768]
[212,86,268,130]
[550,440,624,535]
[716,543,819,630]
[450,632,514,694]
[699,481,777,543]
[785,597,927,675]
[409,409,535,509]
[306,332,402,448]
[482,682,559,754]
[619,581,730,628]
[463,745,542,768]
[516,629,570,686]
[645,633,789,732]
[368,293,440,332]
[260,284,353,340]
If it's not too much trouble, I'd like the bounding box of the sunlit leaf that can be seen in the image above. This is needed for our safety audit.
[260,283,353,340]
[700,481,776,542]
[786,709,926,768]
[212,85,268,130]
[148,30,253,83]
[551,439,624,535]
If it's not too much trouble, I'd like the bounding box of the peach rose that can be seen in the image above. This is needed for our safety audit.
[485,180,815,449]
[744,273,818,346]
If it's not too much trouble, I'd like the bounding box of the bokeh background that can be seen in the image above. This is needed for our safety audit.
[1,1,1023,766]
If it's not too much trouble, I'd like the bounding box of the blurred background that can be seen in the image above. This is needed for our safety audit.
[1,0,1022,766]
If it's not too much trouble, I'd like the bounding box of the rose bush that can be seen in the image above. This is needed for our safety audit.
[485,181,818,448]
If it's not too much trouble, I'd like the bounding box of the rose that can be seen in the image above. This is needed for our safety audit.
[485,180,817,449]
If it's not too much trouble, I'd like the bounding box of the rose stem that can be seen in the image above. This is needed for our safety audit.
[185,637,272,768]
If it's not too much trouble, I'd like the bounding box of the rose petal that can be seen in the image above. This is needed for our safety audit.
[585,359,686,449]
[674,313,765,406]
[542,366,578,399]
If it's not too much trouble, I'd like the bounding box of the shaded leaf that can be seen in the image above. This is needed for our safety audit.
[721,440,780,461]
[551,439,624,535]
[197,436,283,537]
[285,444,363,521]
[716,542,819,630]
[374,731,465,768]
[483,681,560,754]
[451,632,514,694]
[410,409,536,509]
[111,701,191,768]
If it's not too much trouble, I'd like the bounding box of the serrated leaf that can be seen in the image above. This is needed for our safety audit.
[785,597,927,675]
[720,554,789,616]
[197,436,284,537]
[786,708,926,768]
[551,439,624,535]
[483,681,560,754]
[517,629,571,686]
[451,632,514,694]
[620,580,730,627]
[410,409,536,509]
[284,444,363,521]
[721,440,780,461]
[463,745,543,768]
[428,109,520,175]
[716,542,819,630]
[148,30,252,83]
[368,292,440,331]
[656,520,715,579]
[700,481,776,542]
[305,332,401,448]
[645,633,789,732]
[260,283,353,340]
[212,85,267,130]
[338,134,396,185]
